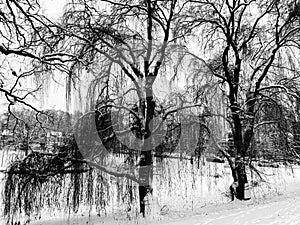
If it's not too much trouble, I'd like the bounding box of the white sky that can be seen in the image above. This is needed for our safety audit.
[0,1,67,115]
[41,0,66,20]
[38,0,68,111]
[37,0,188,113]
[0,0,200,115]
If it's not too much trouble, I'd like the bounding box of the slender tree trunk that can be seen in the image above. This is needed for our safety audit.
[138,144,153,216]
[138,86,155,216]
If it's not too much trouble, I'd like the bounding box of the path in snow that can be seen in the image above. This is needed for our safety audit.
[155,179,300,225]
[156,196,300,225]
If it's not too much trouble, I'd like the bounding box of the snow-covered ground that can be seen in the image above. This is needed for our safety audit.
[26,178,300,225]
[27,184,300,225]
[154,179,300,225]
[1,148,300,225]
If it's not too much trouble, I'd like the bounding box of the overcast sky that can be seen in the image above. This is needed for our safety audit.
[41,0,66,20]
[0,0,200,115]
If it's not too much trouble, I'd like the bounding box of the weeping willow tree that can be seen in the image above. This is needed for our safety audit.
[43,0,216,217]
[0,0,219,223]
[0,0,236,222]
[3,141,84,222]
[0,0,193,221]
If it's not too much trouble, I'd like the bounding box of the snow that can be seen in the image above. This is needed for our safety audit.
[7,166,298,225]
[1,148,300,225]
[24,185,300,225]
[154,183,300,225]
[151,172,300,225]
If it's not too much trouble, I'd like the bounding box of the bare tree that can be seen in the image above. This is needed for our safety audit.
[181,0,300,199]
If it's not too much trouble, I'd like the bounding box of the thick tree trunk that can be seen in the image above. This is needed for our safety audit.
[230,102,251,200]
[228,159,248,201]
[233,92,256,200]
[235,158,248,200]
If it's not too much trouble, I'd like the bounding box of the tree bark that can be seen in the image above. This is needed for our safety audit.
[230,101,249,200]
[138,86,155,216]
[235,158,248,200]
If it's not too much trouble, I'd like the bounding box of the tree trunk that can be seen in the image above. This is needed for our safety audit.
[138,148,153,216]
[235,158,248,200]
[230,102,250,200]
[234,92,256,200]
[138,86,155,216]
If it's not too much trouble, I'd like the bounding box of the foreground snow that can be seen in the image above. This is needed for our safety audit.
[26,194,300,225]
[25,180,300,225]
[156,194,300,225]
[155,179,300,225]
[1,148,299,225]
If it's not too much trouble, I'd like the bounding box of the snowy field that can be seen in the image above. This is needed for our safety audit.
[1,148,300,225]
[27,178,300,225]
[154,178,300,225]
[5,167,297,225]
